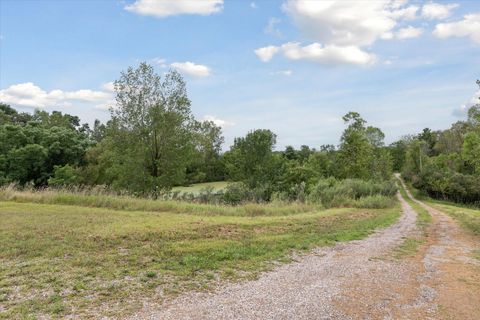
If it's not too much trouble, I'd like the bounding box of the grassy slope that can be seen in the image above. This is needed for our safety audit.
[0,198,400,319]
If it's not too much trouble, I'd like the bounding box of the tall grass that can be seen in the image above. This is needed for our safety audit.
[0,184,316,217]
[308,178,397,208]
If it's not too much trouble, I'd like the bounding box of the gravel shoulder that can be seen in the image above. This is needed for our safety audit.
[130,183,480,320]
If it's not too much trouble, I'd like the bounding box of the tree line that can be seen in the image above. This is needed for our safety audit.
[392,82,480,205]
[1,63,478,205]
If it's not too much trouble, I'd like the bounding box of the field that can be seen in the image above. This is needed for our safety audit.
[0,191,400,319]
[172,181,228,195]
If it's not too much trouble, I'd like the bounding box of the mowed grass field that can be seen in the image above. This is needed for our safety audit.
[0,192,400,319]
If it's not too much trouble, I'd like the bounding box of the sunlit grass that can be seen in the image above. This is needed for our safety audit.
[0,198,400,319]
[172,181,228,194]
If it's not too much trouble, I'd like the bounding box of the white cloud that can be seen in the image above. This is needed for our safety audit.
[101,82,115,92]
[421,2,458,20]
[256,42,376,66]
[281,42,376,65]
[389,5,419,20]
[453,88,480,117]
[170,61,211,77]
[396,26,423,39]
[171,62,211,77]
[254,46,280,62]
[272,70,293,76]
[125,0,223,18]
[250,2,257,9]
[203,115,234,128]
[433,13,480,44]
[151,57,167,68]
[264,17,282,37]
[283,0,418,47]
[0,82,112,109]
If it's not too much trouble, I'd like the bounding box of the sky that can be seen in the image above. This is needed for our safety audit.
[1,0,479,150]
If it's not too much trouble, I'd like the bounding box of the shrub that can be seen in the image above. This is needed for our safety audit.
[308,178,397,208]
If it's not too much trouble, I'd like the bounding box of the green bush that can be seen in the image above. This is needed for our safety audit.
[308,178,397,208]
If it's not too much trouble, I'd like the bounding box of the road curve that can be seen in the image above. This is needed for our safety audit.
[130,180,480,319]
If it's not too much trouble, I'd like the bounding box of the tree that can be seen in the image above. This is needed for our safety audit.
[338,112,373,179]
[48,164,78,186]
[7,144,48,185]
[462,132,480,174]
[186,120,225,183]
[108,62,195,192]
[224,129,278,188]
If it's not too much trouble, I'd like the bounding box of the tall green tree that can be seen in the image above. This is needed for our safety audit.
[338,112,373,179]
[108,62,195,192]
[224,129,278,188]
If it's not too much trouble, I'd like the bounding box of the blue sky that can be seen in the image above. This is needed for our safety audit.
[1,0,479,149]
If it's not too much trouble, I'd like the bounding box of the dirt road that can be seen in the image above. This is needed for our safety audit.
[131,181,480,319]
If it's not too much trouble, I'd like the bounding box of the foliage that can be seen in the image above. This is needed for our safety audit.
[48,164,78,187]
[307,178,397,208]
[338,112,393,180]
[398,80,480,205]
[224,129,283,200]
[0,119,90,186]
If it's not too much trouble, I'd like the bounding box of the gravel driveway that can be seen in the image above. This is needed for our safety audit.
[130,180,480,320]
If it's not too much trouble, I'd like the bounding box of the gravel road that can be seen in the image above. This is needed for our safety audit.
[130,179,480,320]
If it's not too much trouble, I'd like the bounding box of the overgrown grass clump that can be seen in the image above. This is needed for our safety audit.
[0,185,315,217]
[0,192,400,319]
[308,178,397,208]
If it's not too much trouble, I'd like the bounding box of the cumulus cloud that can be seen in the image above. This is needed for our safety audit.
[281,42,376,65]
[256,42,376,66]
[282,0,419,47]
[0,82,112,109]
[453,88,480,117]
[254,46,280,62]
[255,1,427,66]
[203,115,234,127]
[125,0,223,18]
[433,13,480,44]
[396,26,423,39]
[421,2,458,20]
[101,82,115,93]
[170,61,211,77]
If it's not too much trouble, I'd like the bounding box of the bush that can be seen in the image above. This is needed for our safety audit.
[308,178,397,208]
[48,165,78,187]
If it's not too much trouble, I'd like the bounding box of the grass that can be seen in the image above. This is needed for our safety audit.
[172,181,228,195]
[394,238,425,258]
[393,176,432,258]
[0,194,400,319]
[426,200,480,236]
[395,177,432,231]
[0,186,316,217]
[399,178,480,236]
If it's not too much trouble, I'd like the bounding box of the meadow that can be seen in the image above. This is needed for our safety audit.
[0,189,400,319]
